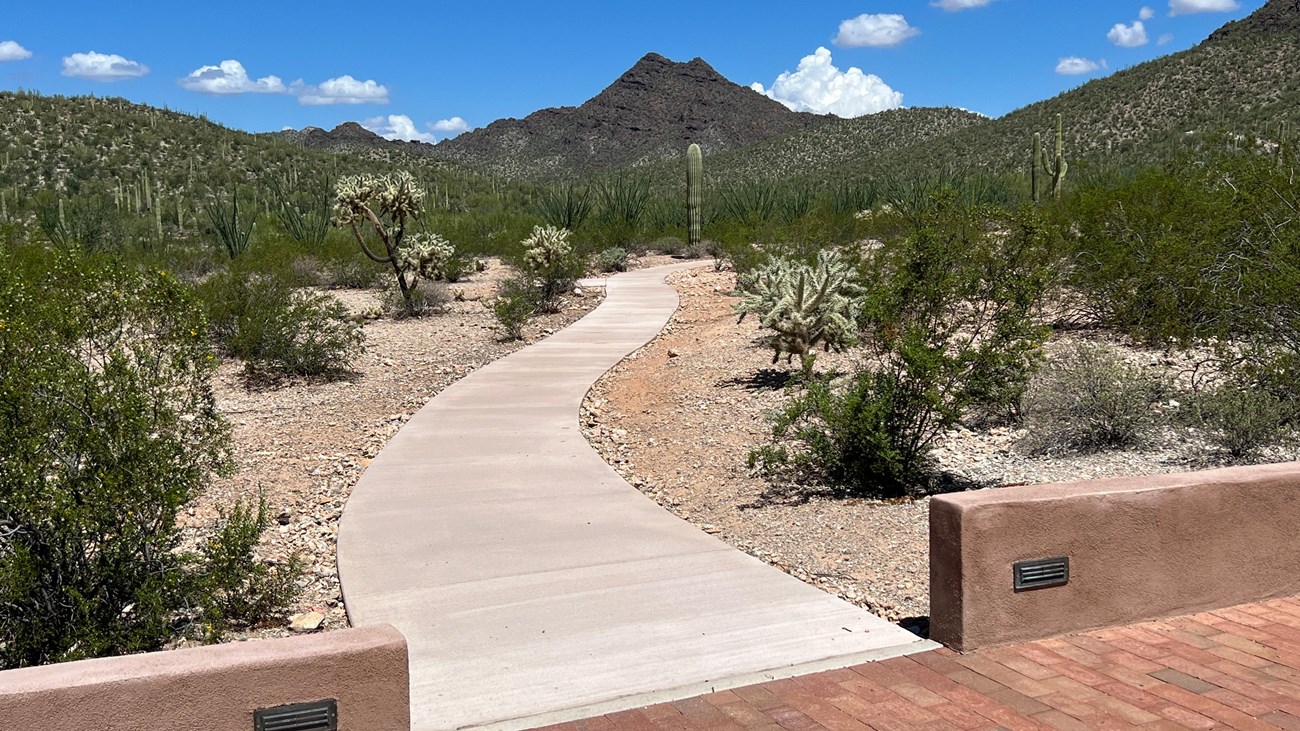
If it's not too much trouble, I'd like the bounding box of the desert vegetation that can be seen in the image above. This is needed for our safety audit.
[724,134,1300,500]
[3,0,1300,663]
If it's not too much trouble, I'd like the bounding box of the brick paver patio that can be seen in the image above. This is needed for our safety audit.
[532,596,1300,730]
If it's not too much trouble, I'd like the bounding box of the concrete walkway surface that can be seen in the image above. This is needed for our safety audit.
[528,595,1300,731]
[336,261,936,731]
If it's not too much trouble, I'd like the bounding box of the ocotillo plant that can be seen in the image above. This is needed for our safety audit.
[686,143,703,250]
[1039,113,1069,199]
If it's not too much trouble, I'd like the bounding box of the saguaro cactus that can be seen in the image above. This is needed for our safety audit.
[1039,113,1069,199]
[686,143,703,249]
[1031,132,1042,204]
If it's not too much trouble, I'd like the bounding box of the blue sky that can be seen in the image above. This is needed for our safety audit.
[0,0,1267,141]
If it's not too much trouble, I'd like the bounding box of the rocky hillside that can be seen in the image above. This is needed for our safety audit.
[834,0,1300,181]
[0,92,490,214]
[275,121,442,161]
[426,53,833,180]
[639,106,988,186]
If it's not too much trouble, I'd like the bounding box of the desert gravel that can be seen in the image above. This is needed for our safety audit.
[581,268,1299,625]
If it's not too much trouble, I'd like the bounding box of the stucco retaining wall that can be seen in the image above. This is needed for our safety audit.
[0,624,409,730]
[930,462,1300,651]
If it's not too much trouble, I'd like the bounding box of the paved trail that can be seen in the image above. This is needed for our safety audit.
[337,262,936,731]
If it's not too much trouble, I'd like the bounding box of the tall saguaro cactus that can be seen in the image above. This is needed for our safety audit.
[1031,132,1042,204]
[686,143,703,249]
[1039,113,1069,200]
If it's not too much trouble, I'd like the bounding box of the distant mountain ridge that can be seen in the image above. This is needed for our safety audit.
[279,52,835,179]
[428,53,833,179]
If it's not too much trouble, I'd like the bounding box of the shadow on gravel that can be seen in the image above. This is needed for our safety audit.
[898,616,930,638]
[741,471,991,510]
[719,368,796,392]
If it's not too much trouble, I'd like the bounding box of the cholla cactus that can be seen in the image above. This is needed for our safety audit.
[521,225,577,312]
[401,232,456,281]
[735,250,865,372]
[333,171,436,312]
[333,171,424,229]
[522,225,572,272]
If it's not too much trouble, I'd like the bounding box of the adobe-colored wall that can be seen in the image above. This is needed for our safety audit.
[930,462,1300,651]
[0,625,409,730]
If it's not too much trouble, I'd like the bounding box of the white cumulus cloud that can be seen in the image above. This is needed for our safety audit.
[0,41,32,62]
[833,14,920,48]
[362,114,436,143]
[431,117,469,136]
[1158,32,1175,44]
[180,60,286,95]
[931,0,993,10]
[293,75,389,105]
[1108,20,1149,47]
[1056,56,1106,75]
[61,51,149,81]
[1139,6,1155,19]
[1169,0,1239,15]
[751,47,903,118]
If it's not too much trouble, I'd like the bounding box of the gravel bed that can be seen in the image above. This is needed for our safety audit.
[581,268,1299,625]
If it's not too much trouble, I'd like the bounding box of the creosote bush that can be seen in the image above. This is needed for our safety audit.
[0,248,297,668]
[1184,383,1291,462]
[1020,342,1167,455]
[491,274,536,341]
[200,263,363,380]
[595,246,629,273]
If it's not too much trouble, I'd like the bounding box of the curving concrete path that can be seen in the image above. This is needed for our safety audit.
[336,261,937,731]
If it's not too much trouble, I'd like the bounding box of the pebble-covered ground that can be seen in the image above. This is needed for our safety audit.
[581,267,1299,626]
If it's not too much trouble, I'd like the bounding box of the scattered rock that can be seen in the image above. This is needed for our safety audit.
[288,611,326,632]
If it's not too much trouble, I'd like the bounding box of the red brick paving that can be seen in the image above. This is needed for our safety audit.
[532,597,1300,731]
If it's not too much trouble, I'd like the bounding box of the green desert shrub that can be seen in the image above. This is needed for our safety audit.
[651,235,685,256]
[382,280,449,319]
[491,275,536,340]
[595,246,629,273]
[1020,342,1167,455]
[192,498,302,641]
[0,248,297,668]
[319,244,386,289]
[200,263,362,380]
[1184,383,1291,462]
[750,369,939,496]
[752,199,1053,497]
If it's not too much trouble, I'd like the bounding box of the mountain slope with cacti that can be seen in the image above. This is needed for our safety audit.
[612,0,1298,188]
[635,106,987,187]
[0,91,501,222]
[828,0,1300,182]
